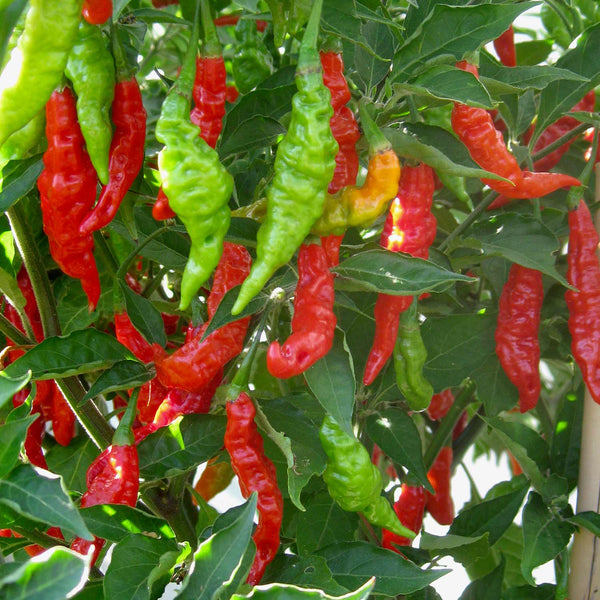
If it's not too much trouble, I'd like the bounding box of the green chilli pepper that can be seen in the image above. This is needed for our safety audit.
[232,18,272,94]
[65,21,115,185]
[319,415,416,539]
[156,1,233,311]
[394,299,433,411]
[0,110,45,163]
[0,0,83,148]
[232,0,337,315]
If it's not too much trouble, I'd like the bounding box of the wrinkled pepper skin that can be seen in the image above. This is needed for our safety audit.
[0,0,83,148]
[496,264,543,413]
[267,243,336,378]
[65,21,115,185]
[225,392,283,586]
[364,164,436,385]
[311,148,401,236]
[232,18,272,94]
[382,484,425,551]
[38,87,101,310]
[155,243,251,392]
[394,300,433,411]
[80,77,147,235]
[232,0,337,315]
[565,200,600,404]
[191,55,227,150]
[452,62,580,203]
[156,25,233,311]
[71,443,139,563]
[320,415,416,539]
[425,446,454,525]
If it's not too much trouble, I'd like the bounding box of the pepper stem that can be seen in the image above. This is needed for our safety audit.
[359,102,391,155]
[173,0,200,99]
[113,388,139,446]
[200,0,221,57]
[298,0,322,69]
[111,20,133,82]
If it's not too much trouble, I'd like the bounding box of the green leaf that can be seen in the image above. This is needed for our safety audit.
[221,85,296,149]
[109,207,190,271]
[103,534,179,600]
[227,217,260,247]
[45,437,98,495]
[119,282,167,348]
[220,116,286,157]
[84,361,154,401]
[3,329,137,380]
[0,464,92,540]
[305,330,355,436]
[502,584,556,600]
[259,395,327,511]
[0,266,23,311]
[420,533,490,566]
[478,53,588,95]
[137,414,226,481]
[550,393,582,490]
[231,578,375,600]
[317,541,447,595]
[384,125,502,180]
[395,66,494,108]
[296,492,360,556]
[264,554,349,596]
[0,156,43,213]
[0,413,38,478]
[202,285,268,339]
[482,417,549,494]
[533,21,600,147]
[81,504,174,543]
[0,371,31,410]
[321,0,362,48]
[457,214,567,286]
[177,494,257,599]
[0,546,89,600]
[354,20,395,91]
[520,492,574,585]
[449,476,529,546]
[130,7,188,24]
[457,558,504,600]
[392,3,536,80]
[365,409,431,491]
[422,313,518,416]
[568,511,600,537]
[0,534,29,556]
[333,250,474,295]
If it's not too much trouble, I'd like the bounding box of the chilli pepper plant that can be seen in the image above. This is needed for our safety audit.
[2,2,600,599]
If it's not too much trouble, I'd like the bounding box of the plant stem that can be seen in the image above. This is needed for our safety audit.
[529,122,588,161]
[438,191,498,252]
[423,379,475,471]
[0,313,32,346]
[7,203,61,338]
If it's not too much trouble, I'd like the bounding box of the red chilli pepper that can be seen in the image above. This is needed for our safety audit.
[363,164,436,385]
[267,243,336,378]
[319,45,360,267]
[495,264,543,413]
[452,62,580,206]
[427,389,454,421]
[154,243,252,392]
[82,0,112,24]
[72,396,139,564]
[224,391,283,585]
[493,25,516,67]
[38,87,101,310]
[382,484,425,551]
[565,200,600,404]
[80,76,147,235]
[425,446,454,525]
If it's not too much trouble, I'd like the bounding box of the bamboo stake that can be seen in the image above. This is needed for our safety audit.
[568,162,600,599]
